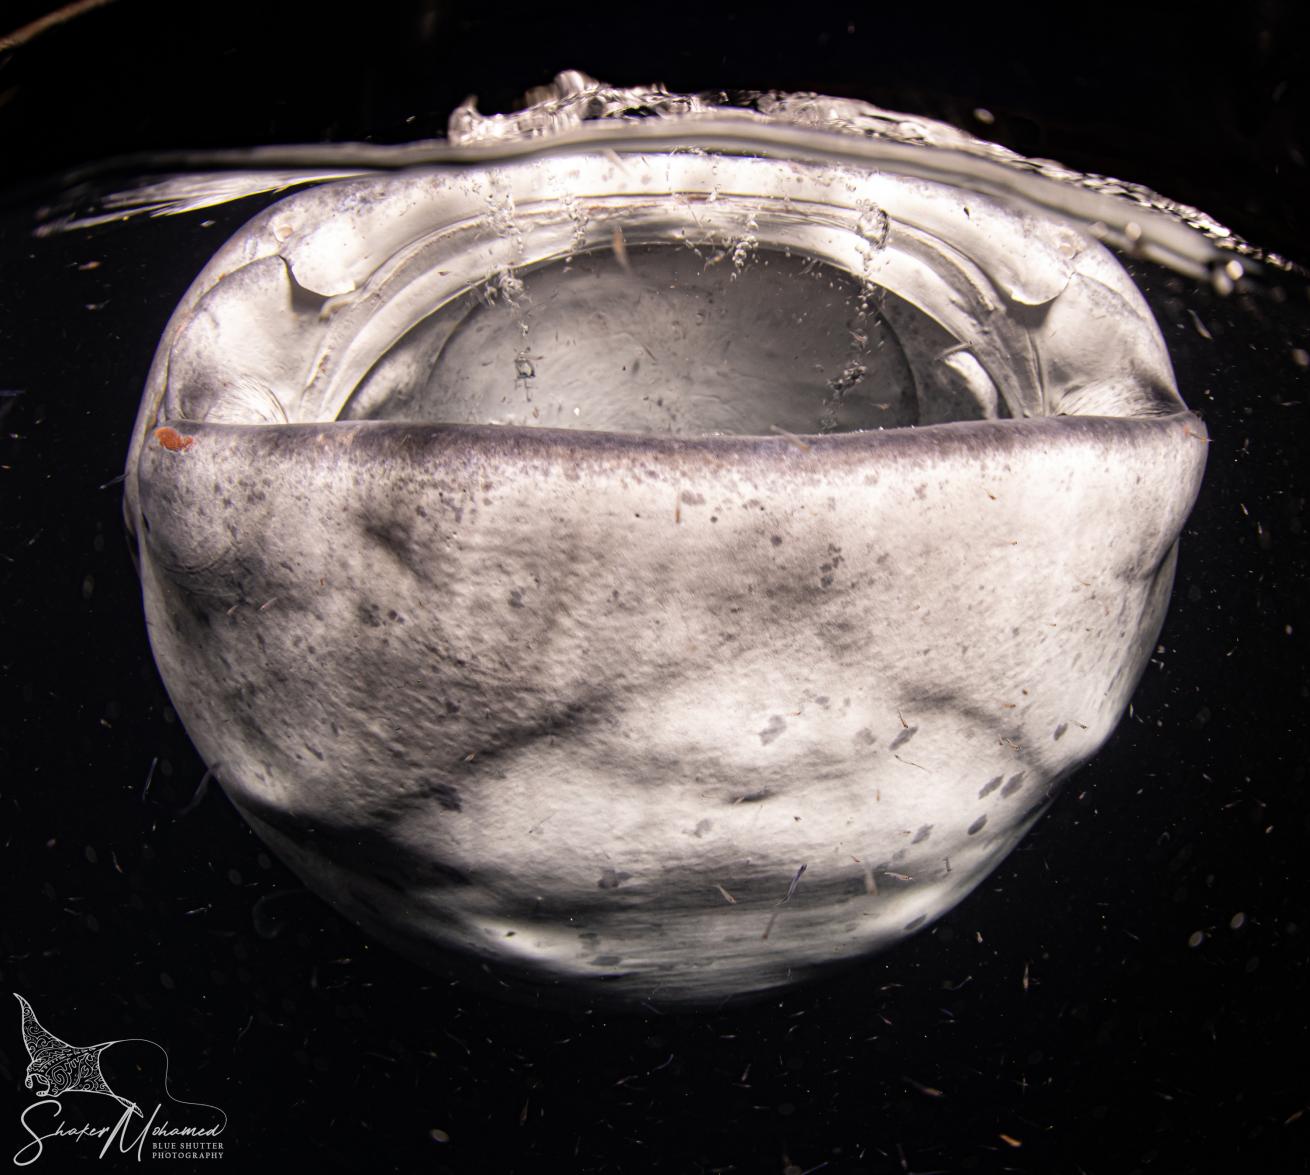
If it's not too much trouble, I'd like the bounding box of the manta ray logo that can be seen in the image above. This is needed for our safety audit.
[12,993,227,1165]
[15,994,142,1117]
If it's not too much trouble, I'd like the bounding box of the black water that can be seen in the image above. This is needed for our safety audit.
[2,6,1308,1173]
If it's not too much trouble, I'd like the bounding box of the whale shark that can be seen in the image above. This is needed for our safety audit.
[96,73,1219,1006]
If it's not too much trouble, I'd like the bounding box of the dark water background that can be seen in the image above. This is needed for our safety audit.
[2,3,1307,1171]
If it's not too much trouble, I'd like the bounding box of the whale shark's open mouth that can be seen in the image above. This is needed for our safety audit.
[130,137,1184,449]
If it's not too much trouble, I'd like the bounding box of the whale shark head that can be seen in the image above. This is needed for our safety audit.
[106,73,1222,1007]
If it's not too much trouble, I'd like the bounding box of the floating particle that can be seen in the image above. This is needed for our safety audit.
[611,227,632,275]
[784,863,807,902]
[141,756,158,801]
[176,767,215,817]
[1187,309,1213,340]
[762,864,807,939]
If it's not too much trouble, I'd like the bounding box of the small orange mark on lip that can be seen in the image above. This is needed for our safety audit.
[154,426,196,452]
